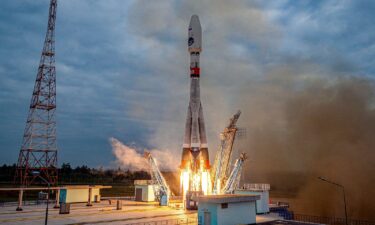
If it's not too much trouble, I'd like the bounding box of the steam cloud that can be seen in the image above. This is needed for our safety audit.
[110,137,178,171]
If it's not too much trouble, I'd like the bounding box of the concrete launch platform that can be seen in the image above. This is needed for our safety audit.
[0,200,283,225]
[0,200,196,225]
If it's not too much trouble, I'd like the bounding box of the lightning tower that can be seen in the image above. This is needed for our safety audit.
[15,0,58,186]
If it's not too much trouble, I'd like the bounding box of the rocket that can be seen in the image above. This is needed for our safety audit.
[181,15,210,172]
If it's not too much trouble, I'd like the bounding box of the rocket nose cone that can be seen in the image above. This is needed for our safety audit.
[189,15,201,29]
[188,15,202,52]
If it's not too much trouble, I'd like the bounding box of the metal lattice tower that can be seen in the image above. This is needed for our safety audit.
[15,0,58,186]
[211,110,241,194]
[222,153,247,194]
[144,152,171,200]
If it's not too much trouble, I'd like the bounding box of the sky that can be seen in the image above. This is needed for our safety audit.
[0,0,374,168]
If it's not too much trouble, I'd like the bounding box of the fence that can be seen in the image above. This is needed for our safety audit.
[126,217,197,225]
[0,199,56,207]
[293,214,375,225]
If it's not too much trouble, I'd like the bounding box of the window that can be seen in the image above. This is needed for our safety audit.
[221,203,228,209]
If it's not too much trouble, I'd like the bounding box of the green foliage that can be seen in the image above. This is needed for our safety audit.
[0,163,151,185]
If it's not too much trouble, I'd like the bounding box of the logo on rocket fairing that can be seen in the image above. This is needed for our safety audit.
[188,37,194,46]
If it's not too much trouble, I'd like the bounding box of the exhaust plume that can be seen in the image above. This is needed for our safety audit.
[110,137,178,171]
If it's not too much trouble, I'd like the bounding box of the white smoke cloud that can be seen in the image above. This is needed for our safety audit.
[110,137,178,171]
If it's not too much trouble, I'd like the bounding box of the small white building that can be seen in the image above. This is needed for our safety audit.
[58,185,111,214]
[236,183,270,214]
[134,180,156,202]
[194,194,260,225]
[59,186,102,203]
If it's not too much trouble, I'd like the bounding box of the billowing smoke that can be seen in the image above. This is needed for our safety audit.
[234,69,375,220]
[110,137,178,171]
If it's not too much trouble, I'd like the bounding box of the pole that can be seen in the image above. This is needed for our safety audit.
[16,189,23,211]
[45,182,49,225]
[30,171,50,224]
[318,177,348,225]
[54,189,60,208]
[342,187,348,225]
[87,187,92,206]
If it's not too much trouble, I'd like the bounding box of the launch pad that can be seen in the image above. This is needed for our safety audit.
[0,199,288,225]
[0,200,197,225]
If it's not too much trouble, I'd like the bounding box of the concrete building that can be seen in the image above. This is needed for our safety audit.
[194,194,260,225]
[59,186,101,204]
[236,183,271,214]
[134,180,156,202]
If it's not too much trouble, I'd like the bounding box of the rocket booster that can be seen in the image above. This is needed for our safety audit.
[181,15,210,171]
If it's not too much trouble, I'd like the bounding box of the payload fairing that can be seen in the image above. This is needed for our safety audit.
[180,15,211,197]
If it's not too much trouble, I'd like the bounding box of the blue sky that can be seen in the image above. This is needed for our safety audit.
[0,0,374,167]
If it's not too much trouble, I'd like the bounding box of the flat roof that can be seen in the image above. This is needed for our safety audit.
[192,194,260,204]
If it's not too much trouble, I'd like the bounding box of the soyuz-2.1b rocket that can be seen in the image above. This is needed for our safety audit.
[180,15,211,195]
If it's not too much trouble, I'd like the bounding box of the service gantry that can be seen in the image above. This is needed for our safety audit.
[211,110,241,194]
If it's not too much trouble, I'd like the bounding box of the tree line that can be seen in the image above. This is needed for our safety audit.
[0,163,150,185]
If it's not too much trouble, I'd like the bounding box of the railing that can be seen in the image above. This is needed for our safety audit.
[292,214,375,225]
[101,196,135,201]
[126,217,197,225]
[241,183,270,191]
[269,201,290,209]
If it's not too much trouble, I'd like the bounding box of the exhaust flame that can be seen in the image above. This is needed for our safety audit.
[180,170,190,197]
[180,162,212,203]
[201,171,210,195]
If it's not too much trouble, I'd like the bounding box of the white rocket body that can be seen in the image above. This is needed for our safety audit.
[181,15,210,171]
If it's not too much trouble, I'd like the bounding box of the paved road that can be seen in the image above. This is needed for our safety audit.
[0,200,196,225]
